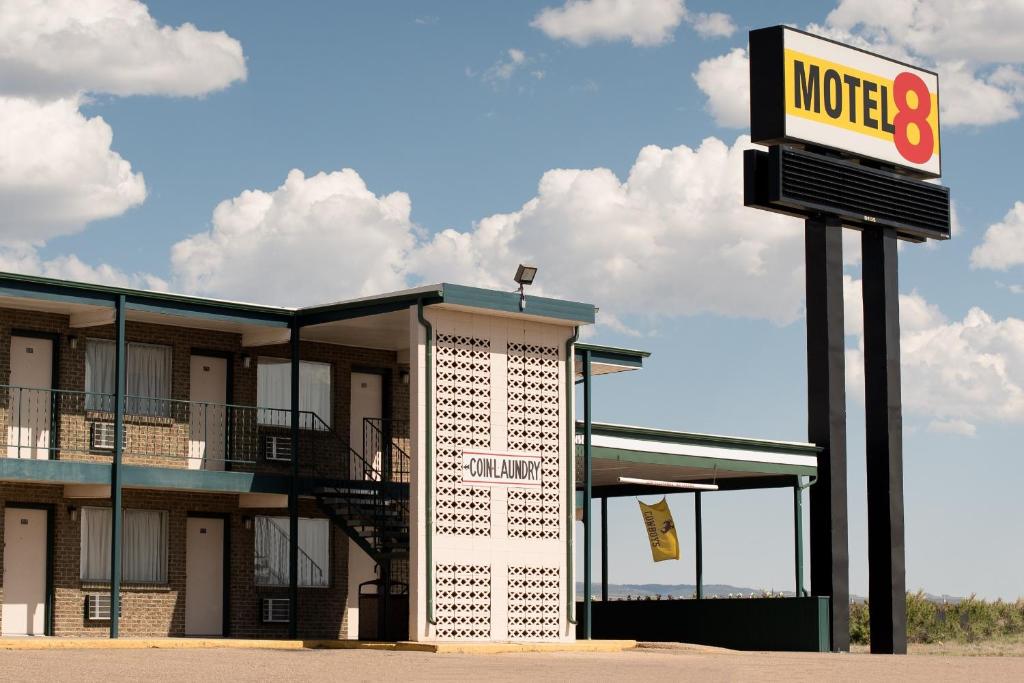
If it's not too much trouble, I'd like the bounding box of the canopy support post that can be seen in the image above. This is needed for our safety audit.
[695,491,703,600]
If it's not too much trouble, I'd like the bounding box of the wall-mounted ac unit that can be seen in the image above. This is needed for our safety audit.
[91,422,116,451]
[261,597,290,623]
[86,594,112,621]
[265,435,292,462]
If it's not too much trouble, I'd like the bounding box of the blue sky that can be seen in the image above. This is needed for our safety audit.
[2,1,1023,599]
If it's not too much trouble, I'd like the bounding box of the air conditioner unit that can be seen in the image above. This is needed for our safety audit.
[86,594,112,621]
[265,435,292,462]
[261,597,290,623]
[91,422,116,451]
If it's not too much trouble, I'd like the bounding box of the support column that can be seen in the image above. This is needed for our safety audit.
[288,321,300,639]
[862,228,908,654]
[694,492,703,600]
[794,481,805,597]
[805,217,850,652]
[600,497,608,602]
[582,349,593,639]
[109,295,126,638]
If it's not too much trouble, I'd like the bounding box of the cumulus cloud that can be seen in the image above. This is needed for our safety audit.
[531,0,688,47]
[172,135,809,323]
[0,96,146,241]
[482,48,529,84]
[845,279,1024,430]
[0,0,246,99]
[696,1,1024,129]
[692,48,749,127]
[971,202,1024,271]
[0,244,167,291]
[691,12,736,39]
[171,169,417,306]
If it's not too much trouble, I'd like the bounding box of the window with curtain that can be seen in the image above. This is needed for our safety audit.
[254,516,330,587]
[84,340,172,417]
[256,358,332,428]
[80,507,169,583]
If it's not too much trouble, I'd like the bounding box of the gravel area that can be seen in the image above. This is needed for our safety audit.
[0,646,1021,682]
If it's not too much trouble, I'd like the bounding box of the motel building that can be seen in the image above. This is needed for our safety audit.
[0,271,827,650]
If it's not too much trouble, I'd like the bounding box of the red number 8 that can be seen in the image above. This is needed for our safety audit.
[893,72,934,164]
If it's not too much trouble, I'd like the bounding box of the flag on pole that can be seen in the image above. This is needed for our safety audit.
[638,497,680,562]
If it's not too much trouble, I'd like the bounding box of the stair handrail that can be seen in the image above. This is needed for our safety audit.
[254,516,327,587]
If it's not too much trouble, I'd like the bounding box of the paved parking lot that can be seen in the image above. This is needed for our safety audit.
[0,646,1022,682]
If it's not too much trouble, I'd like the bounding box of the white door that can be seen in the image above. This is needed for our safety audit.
[189,356,227,471]
[2,508,47,635]
[7,337,53,459]
[347,372,383,638]
[185,517,224,636]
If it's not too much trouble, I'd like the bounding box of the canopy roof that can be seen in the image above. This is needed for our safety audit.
[575,343,650,378]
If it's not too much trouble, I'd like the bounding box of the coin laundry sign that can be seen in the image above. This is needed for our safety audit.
[461,450,542,488]
[750,26,941,178]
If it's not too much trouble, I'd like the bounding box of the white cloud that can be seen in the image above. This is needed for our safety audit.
[170,169,417,306]
[696,2,1024,129]
[0,243,166,290]
[692,48,748,128]
[483,48,529,83]
[971,202,1024,270]
[173,136,810,323]
[531,0,687,47]
[0,96,146,241]
[0,0,246,99]
[846,280,1024,430]
[927,419,977,437]
[691,12,736,39]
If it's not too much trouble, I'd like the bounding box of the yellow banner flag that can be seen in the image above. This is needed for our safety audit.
[638,497,680,562]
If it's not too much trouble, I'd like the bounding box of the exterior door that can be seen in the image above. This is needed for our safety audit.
[188,356,227,471]
[2,508,48,635]
[347,372,383,638]
[185,517,224,636]
[7,336,54,459]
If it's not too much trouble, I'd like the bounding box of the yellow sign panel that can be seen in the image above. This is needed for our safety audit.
[783,48,939,158]
[638,497,679,562]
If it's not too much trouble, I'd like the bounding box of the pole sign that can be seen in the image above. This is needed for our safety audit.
[750,26,941,178]
[461,450,542,488]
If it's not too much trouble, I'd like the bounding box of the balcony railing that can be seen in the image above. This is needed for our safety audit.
[0,385,342,472]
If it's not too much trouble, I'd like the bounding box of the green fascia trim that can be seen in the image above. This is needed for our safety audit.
[126,298,290,328]
[0,282,115,309]
[575,343,651,359]
[0,458,290,494]
[439,283,596,324]
[592,445,818,476]
[574,345,647,369]
[297,288,444,327]
[585,421,822,457]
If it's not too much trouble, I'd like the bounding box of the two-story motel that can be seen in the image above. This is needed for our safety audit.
[0,272,826,649]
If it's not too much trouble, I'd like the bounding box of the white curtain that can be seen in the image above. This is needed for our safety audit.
[85,340,171,416]
[123,510,167,583]
[254,516,329,587]
[127,343,172,417]
[80,507,112,581]
[85,340,115,412]
[257,359,331,428]
[79,507,167,583]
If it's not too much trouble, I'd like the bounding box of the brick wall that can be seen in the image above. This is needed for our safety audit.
[0,483,350,638]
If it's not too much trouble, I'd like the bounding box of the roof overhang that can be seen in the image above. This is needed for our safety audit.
[575,343,650,378]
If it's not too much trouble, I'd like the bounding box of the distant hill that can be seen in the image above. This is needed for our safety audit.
[576,582,965,603]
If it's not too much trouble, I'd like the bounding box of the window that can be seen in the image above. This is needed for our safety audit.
[80,507,168,584]
[257,358,332,428]
[85,340,173,416]
[254,516,330,587]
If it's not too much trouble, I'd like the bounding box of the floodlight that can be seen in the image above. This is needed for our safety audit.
[514,264,538,286]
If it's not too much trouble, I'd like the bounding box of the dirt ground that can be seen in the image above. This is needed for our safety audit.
[0,645,1022,682]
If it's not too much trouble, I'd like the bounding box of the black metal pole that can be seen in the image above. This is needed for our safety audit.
[600,496,608,602]
[861,228,908,654]
[109,295,126,638]
[694,492,703,600]
[288,321,300,639]
[582,348,593,639]
[805,217,850,652]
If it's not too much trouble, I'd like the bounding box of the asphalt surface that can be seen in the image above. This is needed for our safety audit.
[0,646,1021,681]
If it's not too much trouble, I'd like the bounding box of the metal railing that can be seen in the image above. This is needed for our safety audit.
[254,515,328,588]
[362,417,410,484]
[0,385,337,469]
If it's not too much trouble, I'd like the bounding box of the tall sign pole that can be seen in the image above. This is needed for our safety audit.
[746,25,949,655]
[804,217,850,652]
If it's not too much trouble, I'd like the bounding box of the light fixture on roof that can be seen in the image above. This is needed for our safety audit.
[514,264,537,311]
